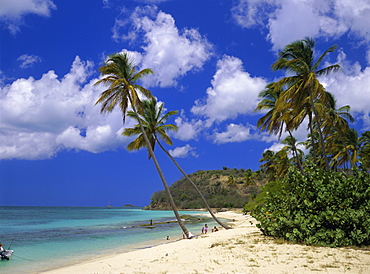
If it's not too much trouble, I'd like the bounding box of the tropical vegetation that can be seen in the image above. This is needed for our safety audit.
[94,38,370,247]
[148,168,261,209]
[247,37,370,247]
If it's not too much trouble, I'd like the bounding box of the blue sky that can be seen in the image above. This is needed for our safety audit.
[1,0,369,207]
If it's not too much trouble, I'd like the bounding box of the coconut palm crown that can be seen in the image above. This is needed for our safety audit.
[94,52,153,122]
[123,98,178,159]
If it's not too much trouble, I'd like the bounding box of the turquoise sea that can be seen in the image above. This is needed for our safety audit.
[0,206,220,273]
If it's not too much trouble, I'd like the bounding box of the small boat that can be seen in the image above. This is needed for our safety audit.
[1,249,13,260]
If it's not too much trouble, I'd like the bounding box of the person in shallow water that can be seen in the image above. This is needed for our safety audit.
[201,224,209,234]
[0,243,9,260]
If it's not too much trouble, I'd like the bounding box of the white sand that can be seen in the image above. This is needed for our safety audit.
[43,211,370,274]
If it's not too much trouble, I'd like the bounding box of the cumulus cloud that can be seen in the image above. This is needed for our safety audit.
[191,55,267,126]
[213,123,255,144]
[17,54,42,69]
[172,111,204,141]
[0,56,131,160]
[0,0,56,34]
[113,6,213,87]
[231,0,370,50]
[169,144,198,158]
[321,51,370,129]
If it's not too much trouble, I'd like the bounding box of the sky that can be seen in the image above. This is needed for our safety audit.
[1,0,369,207]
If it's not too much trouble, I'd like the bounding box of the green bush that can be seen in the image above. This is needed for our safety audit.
[251,165,370,247]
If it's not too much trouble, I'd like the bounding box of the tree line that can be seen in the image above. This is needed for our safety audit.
[249,38,370,247]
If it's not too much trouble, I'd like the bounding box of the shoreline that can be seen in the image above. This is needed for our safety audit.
[42,211,370,274]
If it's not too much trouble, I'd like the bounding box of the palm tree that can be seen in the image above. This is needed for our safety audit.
[321,92,354,168]
[274,149,290,179]
[359,131,370,172]
[94,53,191,238]
[123,98,178,159]
[281,135,304,171]
[259,150,278,181]
[243,169,254,187]
[331,128,360,169]
[123,98,232,229]
[255,83,304,172]
[255,82,288,138]
[272,37,341,170]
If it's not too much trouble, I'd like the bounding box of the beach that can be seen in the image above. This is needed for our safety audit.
[43,211,370,274]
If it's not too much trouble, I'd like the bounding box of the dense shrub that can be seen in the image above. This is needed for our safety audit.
[251,165,370,247]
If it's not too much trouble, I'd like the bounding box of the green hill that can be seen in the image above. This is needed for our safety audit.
[145,168,263,209]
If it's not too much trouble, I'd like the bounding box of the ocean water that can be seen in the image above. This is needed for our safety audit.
[0,206,220,273]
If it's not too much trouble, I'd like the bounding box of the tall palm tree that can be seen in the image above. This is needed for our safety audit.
[94,53,191,238]
[255,83,304,172]
[255,82,286,138]
[123,98,232,229]
[272,37,341,170]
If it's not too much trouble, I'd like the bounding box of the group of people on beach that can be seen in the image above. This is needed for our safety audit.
[181,224,219,239]
[201,224,218,234]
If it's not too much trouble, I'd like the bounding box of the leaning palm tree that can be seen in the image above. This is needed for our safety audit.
[272,37,341,170]
[123,98,232,229]
[94,53,191,238]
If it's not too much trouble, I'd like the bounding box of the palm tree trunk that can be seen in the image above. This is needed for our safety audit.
[128,93,191,238]
[312,111,330,170]
[337,128,353,169]
[310,95,330,170]
[155,137,232,230]
[308,112,317,164]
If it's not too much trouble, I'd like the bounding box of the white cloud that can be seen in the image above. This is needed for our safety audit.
[321,53,370,129]
[213,123,255,144]
[172,111,204,141]
[17,54,42,69]
[113,6,213,87]
[191,55,267,126]
[0,56,131,160]
[0,0,56,34]
[169,144,198,158]
[231,0,370,50]
[265,142,285,153]
[231,0,275,28]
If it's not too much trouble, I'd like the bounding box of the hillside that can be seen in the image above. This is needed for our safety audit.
[145,168,263,209]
